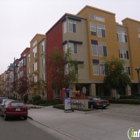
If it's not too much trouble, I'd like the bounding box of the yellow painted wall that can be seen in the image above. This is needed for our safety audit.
[77,6,118,81]
[122,18,140,81]
[30,34,45,82]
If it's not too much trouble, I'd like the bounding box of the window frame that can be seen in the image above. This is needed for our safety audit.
[68,19,76,33]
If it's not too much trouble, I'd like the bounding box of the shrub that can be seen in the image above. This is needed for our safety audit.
[32,98,62,106]
[109,99,140,104]
[32,95,41,104]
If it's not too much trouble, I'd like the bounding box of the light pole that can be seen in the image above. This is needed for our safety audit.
[135,67,140,94]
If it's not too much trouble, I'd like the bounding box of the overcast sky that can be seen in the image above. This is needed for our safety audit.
[0,0,139,74]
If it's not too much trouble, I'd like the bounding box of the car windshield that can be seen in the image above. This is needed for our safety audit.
[11,102,24,107]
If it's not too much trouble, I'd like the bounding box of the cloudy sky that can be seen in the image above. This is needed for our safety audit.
[0,0,139,74]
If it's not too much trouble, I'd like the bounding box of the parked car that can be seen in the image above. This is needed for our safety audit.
[0,98,9,111]
[128,94,140,99]
[88,97,110,109]
[0,99,28,120]
[0,97,8,104]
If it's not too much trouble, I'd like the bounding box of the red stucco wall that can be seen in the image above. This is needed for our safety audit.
[46,20,63,100]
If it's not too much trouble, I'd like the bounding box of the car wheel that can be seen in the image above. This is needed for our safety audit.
[88,104,91,108]
[4,113,7,121]
[102,106,106,109]
[23,116,27,120]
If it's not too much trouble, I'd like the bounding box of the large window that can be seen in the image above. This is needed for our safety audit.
[89,14,105,22]
[100,64,105,75]
[137,27,140,32]
[33,47,37,57]
[90,22,96,36]
[69,42,77,54]
[125,67,130,75]
[97,24,105,37]
[95,16,105,22]
[117,31,127,42]
[98,45,107,57]
[68,19,76,33]
[91,40,107,57]
[34,61,37,71]
[90,22,106,38]
[91,40,98,56]
[93,60,99,75]
[119,50,129,59]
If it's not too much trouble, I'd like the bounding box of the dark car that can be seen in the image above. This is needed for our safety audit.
[128,94,140,99]
[88,97,110,109]
[0,100,28,120]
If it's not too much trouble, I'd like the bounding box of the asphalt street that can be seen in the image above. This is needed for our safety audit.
[0,117,59,140]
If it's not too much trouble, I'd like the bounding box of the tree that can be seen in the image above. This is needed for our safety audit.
[103,57,131,91]
[33,79,47,98]
[47,47,82,91]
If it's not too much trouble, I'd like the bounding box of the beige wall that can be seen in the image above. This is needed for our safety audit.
[63,17,90,82]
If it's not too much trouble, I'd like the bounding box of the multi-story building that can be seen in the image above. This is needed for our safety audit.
[30,34,46,81]
[45,5,140,100]
[0,73,6,95]
[29,34,46,95]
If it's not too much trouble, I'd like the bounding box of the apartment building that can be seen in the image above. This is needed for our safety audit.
[29,34,46,96]
[45,5,140,100]
[30,34,45,82]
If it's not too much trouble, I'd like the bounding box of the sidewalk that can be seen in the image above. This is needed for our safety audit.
[27,105,140,140]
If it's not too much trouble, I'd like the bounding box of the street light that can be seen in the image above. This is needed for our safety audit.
[135,67,140,94]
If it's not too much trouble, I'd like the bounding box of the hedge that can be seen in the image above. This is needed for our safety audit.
[109,99,140,104]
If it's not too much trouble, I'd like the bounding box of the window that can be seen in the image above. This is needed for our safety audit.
[91,40,98,56]
[91,40,107,57]
[117,31,127,42]
[138,34,140,44]
[33,47,37,57]
[34,62,37,71]
[34,75,37,83]
[89,14,105,22]
[97,24,105,37]
[42,58,45,67]
[42,42,45,52]
[63,21,67,34]
[42,73,45,81]
[125,67,130,75]
[98,45,107,57]
[28,55,30,62]
[95,16,105,22]
[93,59,99,75]
[69,43,77,53]
[89,14,95,19]
[63,43,68,52]
[137,27,140,32]
[119,50,129,59]
[90,22,96,36]
[64,64,69,75]
[68,19,76,33]
[100,64,105,75]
